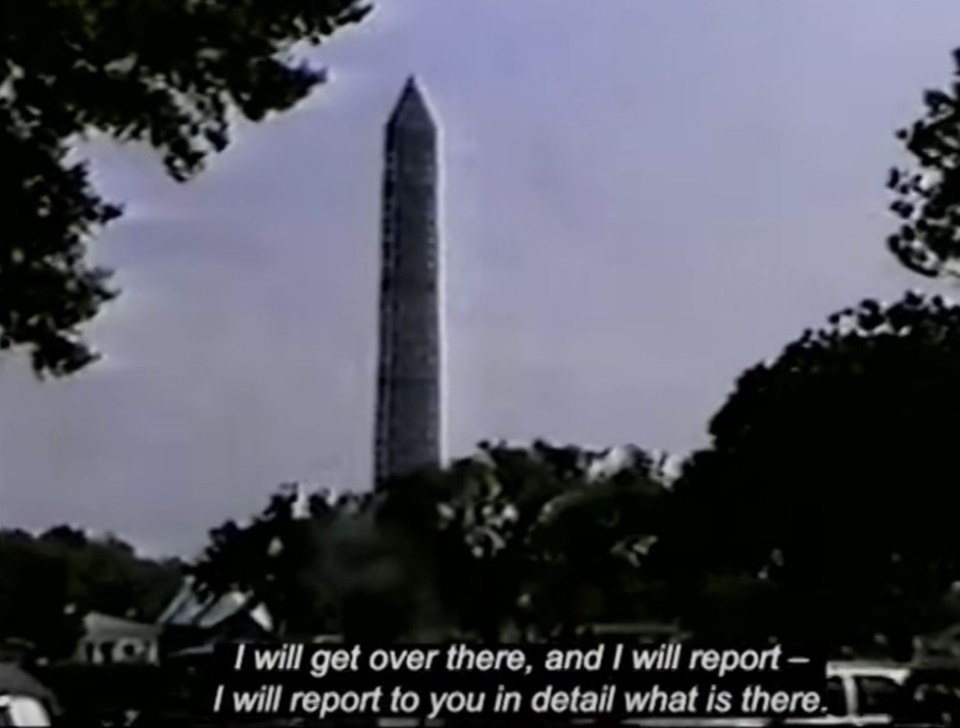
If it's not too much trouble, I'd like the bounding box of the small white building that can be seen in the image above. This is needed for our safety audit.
[73,612,161,665]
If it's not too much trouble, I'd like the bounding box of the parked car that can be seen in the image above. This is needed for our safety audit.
[619,661,936,728]
[811,661,916,725]
[790,660,947,727]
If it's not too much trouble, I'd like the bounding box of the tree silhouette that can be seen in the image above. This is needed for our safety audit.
[378,441,669,641]
[194,444,670,644]
[888,48,960,277]
[191,484,433,641]
[667,292,960,653]
[1,0,370,376]
[189,484,344,637]
[0,527,182,659]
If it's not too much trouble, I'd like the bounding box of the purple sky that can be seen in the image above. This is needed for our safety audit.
[2,0,957,557]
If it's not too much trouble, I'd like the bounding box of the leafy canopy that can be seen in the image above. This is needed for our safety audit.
[672,292,960,648]
[0,526,182,659]
[192,442,670,643]
[377,441,669,640]
[1,0,370,376]
[888,49,960,277]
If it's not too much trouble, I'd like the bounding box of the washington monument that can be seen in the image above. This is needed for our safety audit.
[373,77,444,485]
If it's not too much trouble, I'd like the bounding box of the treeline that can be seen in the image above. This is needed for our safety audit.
[186,292,960,656]
[0,526,183,658]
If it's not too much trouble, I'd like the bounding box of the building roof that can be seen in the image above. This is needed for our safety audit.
[81,612,161,641]
[157,580,273,633]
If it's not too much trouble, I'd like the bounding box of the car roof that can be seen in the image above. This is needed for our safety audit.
[827,661,910,682]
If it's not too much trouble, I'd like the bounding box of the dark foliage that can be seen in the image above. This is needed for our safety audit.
[189,484,343,637]
[669,292,960,652]
[377,441,670,641]
[0,0,371,376]
[889,49,960,277]
[191,443,670,643]
[0,526,183,658]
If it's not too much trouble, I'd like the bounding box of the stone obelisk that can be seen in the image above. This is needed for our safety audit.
[373,77,443,486]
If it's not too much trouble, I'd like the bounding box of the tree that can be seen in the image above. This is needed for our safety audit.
[378,441,670,641]
[0,530,80,659]
[37,526,183,622]
[667,292,960,653]
[888,48,960,277]
[0,526,183,659]
[195,446,670,644]
[1,0,370,376]
[189,484,345,637]
[190,484,433,641]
